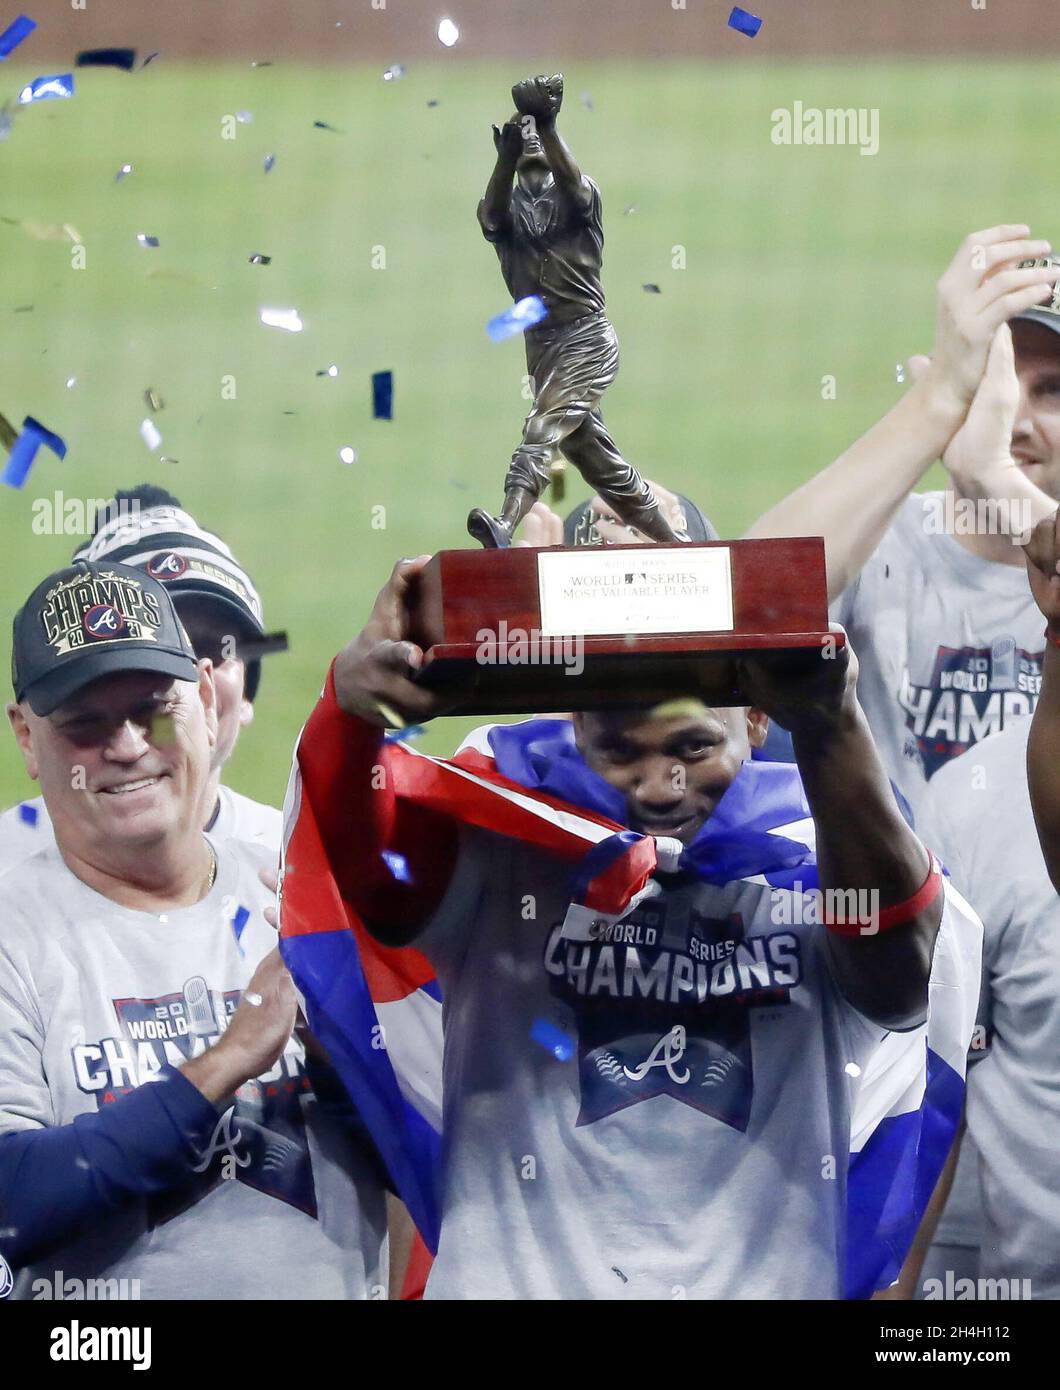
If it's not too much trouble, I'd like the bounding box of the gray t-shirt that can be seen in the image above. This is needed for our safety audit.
[415,825,902,1300]
[0,835,386,1300]
[0,785,281,878]
[832,493,1044,825]
[920,717,1060,1295]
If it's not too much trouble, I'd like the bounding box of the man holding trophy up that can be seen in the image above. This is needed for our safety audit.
[280,553,981,1299]
[275,74,999,1301]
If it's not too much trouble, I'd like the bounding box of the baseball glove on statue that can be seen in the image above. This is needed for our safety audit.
[511,73,564,125]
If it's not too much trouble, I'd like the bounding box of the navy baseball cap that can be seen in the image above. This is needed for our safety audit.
[563,493,720,546]
[12,560,199,717]
[1012,254,1060,337]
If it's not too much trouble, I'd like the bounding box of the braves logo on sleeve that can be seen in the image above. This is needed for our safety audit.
[543,895,802,1129]
[70,980,318,1222]
[899,638,1042,777]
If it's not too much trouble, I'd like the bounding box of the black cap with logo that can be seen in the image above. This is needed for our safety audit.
[11,560,199,717]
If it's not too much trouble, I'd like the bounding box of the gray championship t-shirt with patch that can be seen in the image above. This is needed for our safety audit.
[920,717,1060,1296]
[415,826,904,1300]
[832,492,1044,825]
[0,836,386,1300]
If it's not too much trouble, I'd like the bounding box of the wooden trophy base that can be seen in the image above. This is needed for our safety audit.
[406,537,838,716]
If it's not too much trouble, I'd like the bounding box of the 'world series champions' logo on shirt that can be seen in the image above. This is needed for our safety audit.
[71,981,319,1222]
[899,639,1043,779]
[544,896,802,1130]
[40,571,162,656]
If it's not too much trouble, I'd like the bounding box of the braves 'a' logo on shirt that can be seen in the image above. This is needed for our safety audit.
[70,980,317,1223]
[543,895,801,1129]
[899,639,1042,779]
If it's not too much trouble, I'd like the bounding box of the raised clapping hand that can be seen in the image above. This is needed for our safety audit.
[333,556,456,728]
[1023,507,1060,630]
[908,323,1021,499]
[923,225,1056,413]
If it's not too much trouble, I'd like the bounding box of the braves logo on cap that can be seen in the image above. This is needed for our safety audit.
[147,551,189,581]
[83,604,126,640]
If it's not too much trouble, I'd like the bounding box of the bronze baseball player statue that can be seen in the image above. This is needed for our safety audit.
[467,73,687,549]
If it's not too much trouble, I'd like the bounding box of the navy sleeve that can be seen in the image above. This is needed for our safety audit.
[0,1066,220,1269]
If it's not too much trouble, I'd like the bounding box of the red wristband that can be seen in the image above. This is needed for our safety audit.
[824,853,943,936]
[1045,624,1060,650]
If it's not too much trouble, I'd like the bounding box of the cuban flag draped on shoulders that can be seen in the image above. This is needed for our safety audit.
[279,713,982,1299]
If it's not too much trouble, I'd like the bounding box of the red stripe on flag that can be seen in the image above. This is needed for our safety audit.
[350,916,435,1003]
[281,766,435,999]
[388,744,624,864]
[279,770,351,941]
[582,836,659,914]
[450,747,622,832]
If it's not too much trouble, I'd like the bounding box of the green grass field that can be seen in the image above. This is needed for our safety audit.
[0,58,1056,807]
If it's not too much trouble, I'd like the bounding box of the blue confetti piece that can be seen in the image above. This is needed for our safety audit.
[372,369,393,419]
[0,15,36,61]
[17,802,38,827]
[2,416,67,490]
[381,849,412,884]
[383,724,426,743]
[531,1018,575,1062]
[75,47,136,71]
[728,6,762,37]
[18,73,74,104]
[487,294,548,343]
[231,905,250,943]
[263,152,276,173]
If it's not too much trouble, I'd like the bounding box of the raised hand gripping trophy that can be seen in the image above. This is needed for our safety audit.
[407,73,837,714]
[467,73,684,550]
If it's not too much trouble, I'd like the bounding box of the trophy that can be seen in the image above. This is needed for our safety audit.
[466,72,684,551]
[409,74,837,714]
[409,537,838,714]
